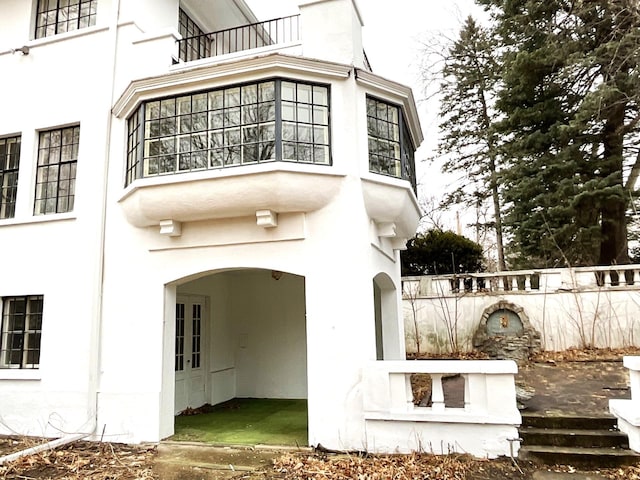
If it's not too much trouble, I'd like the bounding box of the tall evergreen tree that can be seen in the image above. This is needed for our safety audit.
[477,0,640,267]
[436,17,507,270]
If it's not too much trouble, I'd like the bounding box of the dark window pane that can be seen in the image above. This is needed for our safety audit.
[0,136,20,219]
[1,296,43,369]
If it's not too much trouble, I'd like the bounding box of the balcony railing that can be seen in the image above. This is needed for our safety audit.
[362,360,520,457]
[177,15,300,62]
[403,264,640,297]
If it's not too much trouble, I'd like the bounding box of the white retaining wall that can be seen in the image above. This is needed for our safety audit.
[403,267,640,354]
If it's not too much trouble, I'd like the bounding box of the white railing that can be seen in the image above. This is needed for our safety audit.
[362,360,521,458]
[610,356,640,453]
[404,264,640,298]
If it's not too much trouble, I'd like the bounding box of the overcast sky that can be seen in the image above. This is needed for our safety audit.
[244,0,487,230]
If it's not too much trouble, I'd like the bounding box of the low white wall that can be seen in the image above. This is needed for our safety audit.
[403,269,640,354]
[610,356,640,453]
[362,360,521,458]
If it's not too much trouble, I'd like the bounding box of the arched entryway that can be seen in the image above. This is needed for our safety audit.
[373,273,404,360]
[162,268,308,444]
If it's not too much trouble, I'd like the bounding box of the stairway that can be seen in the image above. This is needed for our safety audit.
[519,413,640,468]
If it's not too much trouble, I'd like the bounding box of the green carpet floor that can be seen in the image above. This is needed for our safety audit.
[171,398,308,446]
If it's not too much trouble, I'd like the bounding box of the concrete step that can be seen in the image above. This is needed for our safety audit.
[519,444,640,468]
[153,441,304,480]
[521,413,618,431]
[520,427,629,449]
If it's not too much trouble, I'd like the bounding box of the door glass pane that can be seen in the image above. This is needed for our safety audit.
[191,303,201,369]
[175,303,185,371]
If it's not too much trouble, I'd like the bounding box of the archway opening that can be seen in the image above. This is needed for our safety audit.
[167,268,308,446]
[373,273,404,360]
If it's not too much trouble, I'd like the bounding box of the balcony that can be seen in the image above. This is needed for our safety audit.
[176,15,300,63]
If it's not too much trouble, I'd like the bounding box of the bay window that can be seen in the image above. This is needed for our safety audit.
[126,79,331,186]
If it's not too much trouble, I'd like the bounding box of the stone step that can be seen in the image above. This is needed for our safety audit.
[521,413,618,431]
[519,445,640,468]
[520,427,629,449]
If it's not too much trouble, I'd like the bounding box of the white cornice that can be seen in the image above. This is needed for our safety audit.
[354,69,424,148]
[112,53,352,118]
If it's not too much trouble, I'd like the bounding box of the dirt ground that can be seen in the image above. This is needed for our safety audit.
[1,439,639,480]
[1,348,640,480]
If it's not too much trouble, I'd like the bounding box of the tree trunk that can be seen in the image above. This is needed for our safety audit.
[598,100,630,265]
[478,89,507,271]
[599,201,629,265]
[490,161,506,271]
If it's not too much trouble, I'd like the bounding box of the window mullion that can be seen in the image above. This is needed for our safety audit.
[275,80,282,162]
[137,106,145,181]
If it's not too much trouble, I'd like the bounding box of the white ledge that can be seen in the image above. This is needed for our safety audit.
[0,369,41,381]
[624,356,640,370]
[361,177,421,240]
[364,410,521,425]
[369,359,519,375]
[120,165,345,227]
[0,214,76,228]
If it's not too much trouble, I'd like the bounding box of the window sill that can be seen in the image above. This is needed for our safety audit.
[0,213,76,227]
[0,369,41,380]
[0,26,109,57]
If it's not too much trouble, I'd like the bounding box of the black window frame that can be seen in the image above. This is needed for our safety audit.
[34,125,80,215]
[0,135,21,219]
[366,95,416,193]
[178,8,211,62]
[125,78,332,186]
[0,295,44,370]
[35,0,97,39]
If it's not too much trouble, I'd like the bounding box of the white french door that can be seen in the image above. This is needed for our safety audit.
[174,296,206,414]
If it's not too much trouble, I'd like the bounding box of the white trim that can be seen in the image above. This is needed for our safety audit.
[0,25,109,56]
[371,359,519,375]
[170,42,303,71]
[119,162,346,203]
[0,369,41,381]
[112,53,352,118]
[0,214,76,228]
[131,27,180,46]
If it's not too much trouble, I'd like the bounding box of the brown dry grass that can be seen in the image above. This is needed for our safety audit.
[0,440,156,480]
[273,452,480,480]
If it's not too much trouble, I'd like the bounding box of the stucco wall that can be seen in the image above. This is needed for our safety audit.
[0,0,421,453]
[404,281,640,355]
[0,9,113,438]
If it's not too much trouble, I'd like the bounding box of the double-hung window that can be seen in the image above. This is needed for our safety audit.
[35,0,97,39]
[126,79,331,185]
[0,136,20,219]
[35,126,79,215]
[0,296,43,369]
[366,96,416,192]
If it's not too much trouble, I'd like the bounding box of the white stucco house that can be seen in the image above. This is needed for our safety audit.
[0,0,520,458]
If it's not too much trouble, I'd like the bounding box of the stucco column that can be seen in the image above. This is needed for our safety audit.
[298,0,365,68]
